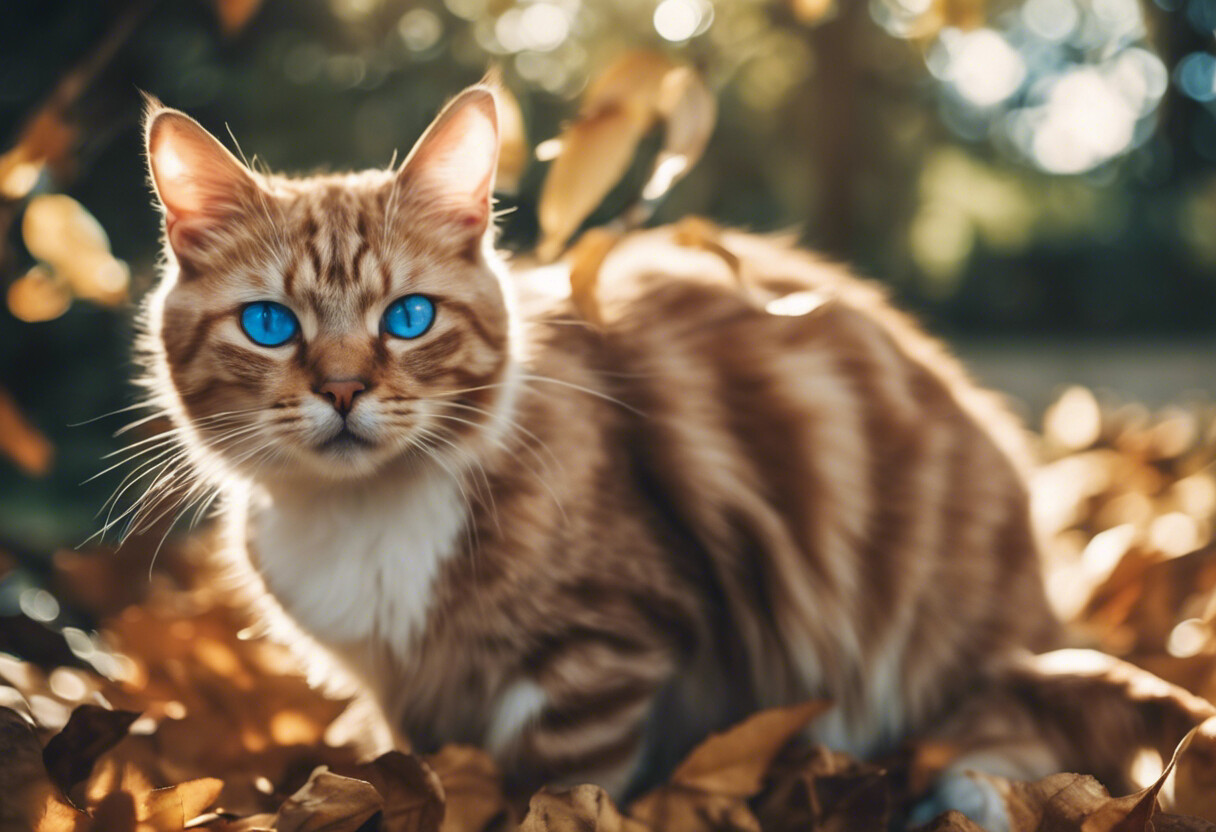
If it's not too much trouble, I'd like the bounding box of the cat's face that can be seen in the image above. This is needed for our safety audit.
[143,88,513,482]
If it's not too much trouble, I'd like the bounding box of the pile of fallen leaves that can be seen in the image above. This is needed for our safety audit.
[4,387,1216,832]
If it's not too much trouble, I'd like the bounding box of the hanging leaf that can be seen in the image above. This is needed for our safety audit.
[581,51,678,117]
[639,67,717,204]
[21,194,129,307]
[536,101,653,261]
[8,265,72,323]
[565,228,622,326]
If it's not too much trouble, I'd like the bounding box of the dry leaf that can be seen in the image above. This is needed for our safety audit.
[425,746,507,832]
[139,779,224,830]
[641,68,716,203]
[630,787,759,832]
[8,265,72,323]
[670,701,831,796]
[0,109,75,199]
[536,102,652,261]
[42,705,140,807]
[923,810,990,832]
[1,706,58,828]
[0,385,54,475]
[520,785,647,832]
[22,194,109,261]
[90,791,138,832]
[361,752,445,832]
[273,768,383,832]
[21,194,129,307]
[581,52,678,116]
[1161,717,1216,822]
[565,228,622,326]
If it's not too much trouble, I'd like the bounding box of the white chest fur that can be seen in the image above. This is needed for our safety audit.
[247,464,468,665]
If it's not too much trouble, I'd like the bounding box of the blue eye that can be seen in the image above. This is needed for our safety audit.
[240,301,298,347]
[382,294,435,339]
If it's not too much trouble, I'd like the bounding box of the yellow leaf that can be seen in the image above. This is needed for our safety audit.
[671,701,832,797]
[8,265,72,323]
[565,228,622,326]
[536,102,652,261]
[23,194,111,266]
[138,779,224,830]
[582,51,678,116]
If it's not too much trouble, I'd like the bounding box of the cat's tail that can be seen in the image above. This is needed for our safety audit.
[997,648,1216,793]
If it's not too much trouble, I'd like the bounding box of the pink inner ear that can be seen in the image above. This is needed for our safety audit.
[148,113,256,228]
[403,90,500,206]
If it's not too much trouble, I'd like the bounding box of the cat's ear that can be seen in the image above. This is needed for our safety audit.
[394,86,500,250]
[144,99,265,257]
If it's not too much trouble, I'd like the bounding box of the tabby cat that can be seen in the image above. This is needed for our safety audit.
[136,85,1212,830]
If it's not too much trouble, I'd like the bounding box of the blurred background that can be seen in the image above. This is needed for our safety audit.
[1,0,1215,555]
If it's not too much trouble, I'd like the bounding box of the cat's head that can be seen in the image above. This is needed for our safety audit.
[141,86,515,483]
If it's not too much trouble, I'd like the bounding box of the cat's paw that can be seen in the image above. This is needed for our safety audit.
[907,771,1010,832]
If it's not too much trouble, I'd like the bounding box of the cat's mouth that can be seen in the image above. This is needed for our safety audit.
[318,426,375,453]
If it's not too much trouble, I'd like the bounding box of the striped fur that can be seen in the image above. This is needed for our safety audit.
[136,87,1199,813]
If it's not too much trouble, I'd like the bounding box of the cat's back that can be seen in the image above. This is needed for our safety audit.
[566,224,1060,753]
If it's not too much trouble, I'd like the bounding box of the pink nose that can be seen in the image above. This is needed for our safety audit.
[318,379,367,415]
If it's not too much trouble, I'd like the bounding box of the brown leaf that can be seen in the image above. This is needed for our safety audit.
[536,102,652,261]
[629,787,758,832]
[670,701,831,797]
[138,779,225,831]
[1153,815,1216,832]
[43,705,140,806]
[0,384,54,474]
[565,228,622,326]
[362,752,445,832]
[273,768,383,832]
[1160,716,1216,822]
[581,51,678,116]
[922,810,990,832]
[425,746,507,832]
[976,711,1196,832]
[89,791,138,832]
[520,785,648,832]
[1,706,58,828]
[0,109,75,199]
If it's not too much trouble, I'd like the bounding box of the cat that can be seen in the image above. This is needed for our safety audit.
[134,84,1214,830]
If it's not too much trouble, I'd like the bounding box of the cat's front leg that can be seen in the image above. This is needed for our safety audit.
[486,642,677,801]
